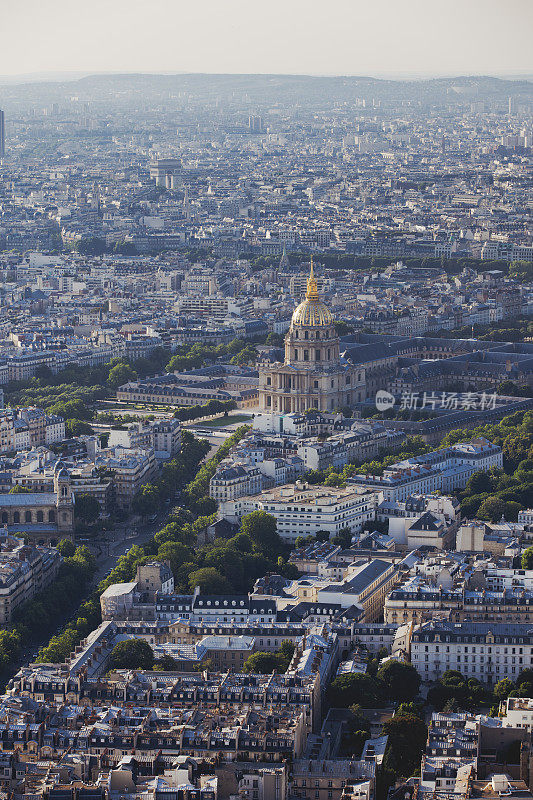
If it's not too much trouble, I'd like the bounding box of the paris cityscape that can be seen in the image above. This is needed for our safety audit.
[0,2,532,800]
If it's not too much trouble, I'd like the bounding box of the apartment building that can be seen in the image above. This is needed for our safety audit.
[108,419,181,461]
[349,438,502,503]
[411,620,533,685]
[0,535,61,624]
[291,760,375,800]
[219,481,378,541]
[501,697,533,731]
[175,296,253,318]
[94,447,157,509]
[385,574,533,625]
[296,425,405,472]
[210,462,263,502]
[0,408,65,454]
[313,559,399,621]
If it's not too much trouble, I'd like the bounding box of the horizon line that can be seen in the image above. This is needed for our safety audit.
[0,69,532,87]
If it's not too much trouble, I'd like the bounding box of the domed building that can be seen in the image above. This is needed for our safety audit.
[259,263,365,413]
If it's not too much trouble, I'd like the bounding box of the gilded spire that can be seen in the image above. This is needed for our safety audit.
[306,256,319,300]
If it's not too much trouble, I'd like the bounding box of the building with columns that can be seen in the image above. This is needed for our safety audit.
[259,264,365,413]
[0,464,74,544]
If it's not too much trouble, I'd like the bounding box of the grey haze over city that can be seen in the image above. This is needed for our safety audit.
[2,0,533,78]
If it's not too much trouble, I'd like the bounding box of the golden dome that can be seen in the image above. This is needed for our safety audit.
[291,260,334,328]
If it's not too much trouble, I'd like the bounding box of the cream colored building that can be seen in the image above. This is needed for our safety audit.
[259,263,365,413]
[219,481,378,542]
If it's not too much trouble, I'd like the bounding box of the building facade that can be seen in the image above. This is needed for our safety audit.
[259,264,365,413]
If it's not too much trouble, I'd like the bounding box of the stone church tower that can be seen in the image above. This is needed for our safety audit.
[259,262,365,413]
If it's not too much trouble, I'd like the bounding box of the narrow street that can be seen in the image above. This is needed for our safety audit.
[13,430,232,672]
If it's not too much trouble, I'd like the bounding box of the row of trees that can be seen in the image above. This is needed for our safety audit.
[165,338,258,374]
[437,311,533,346]
[303,434,431,488]
[304,408,533,523]
[4,338,264,439]
[246,251,516,276]
[173,398,237,422]
[443,410,533,521]
[36,430,212,664]
[183,425,250,512]
[327,660,421,708]
[34,429,291,663]
[131,429,212,517]
[242,640,295,674]
[426,668,533,713]
[0,545,96,675]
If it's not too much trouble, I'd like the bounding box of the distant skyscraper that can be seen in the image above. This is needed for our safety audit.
[508,96,516,116]
[0,110,4,158]
[248,115,264,133]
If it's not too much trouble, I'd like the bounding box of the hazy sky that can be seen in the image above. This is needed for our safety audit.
[2,0,532,78]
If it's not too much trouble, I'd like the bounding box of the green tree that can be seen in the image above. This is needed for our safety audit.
[132,484,160,518]
[515,669,533,697]
[460,492,489,518]
[75,494,101,525]
[9,485,32,494]
[382,714,428,780]
[47,398,93,420]
[240,510,282,553]
[110,638,154,670]
[494,678,515,701]
[522,547,533,569]
[75,237,107,256]
[155,654,180,671]
[157,542,192,576]
[187,567,232,594]
[66,419,94,437]
[70,545,96,578]
[477,497,507,522]
[228,533,253,553]
[107,362,137,391]
[327,673,384,708]
[396,702,425,719]
[376,660,421,703]
[114,241,138,256]
[230,345,257,366]
[243,651,280,673]
[277,640,296,671]
[332,527,352,548]
[57,538,76,557]
[465,470,493,495]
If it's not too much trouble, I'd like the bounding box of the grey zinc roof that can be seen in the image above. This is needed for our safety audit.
[0,492,57,506]
[320,560,392,596]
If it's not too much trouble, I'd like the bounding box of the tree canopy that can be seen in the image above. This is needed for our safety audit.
[110,639,154,671]
[327,672,385,708]
[75,494,101,525]
[187,567,232,594]
[376,660,421,703]
[240,510,282,553]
